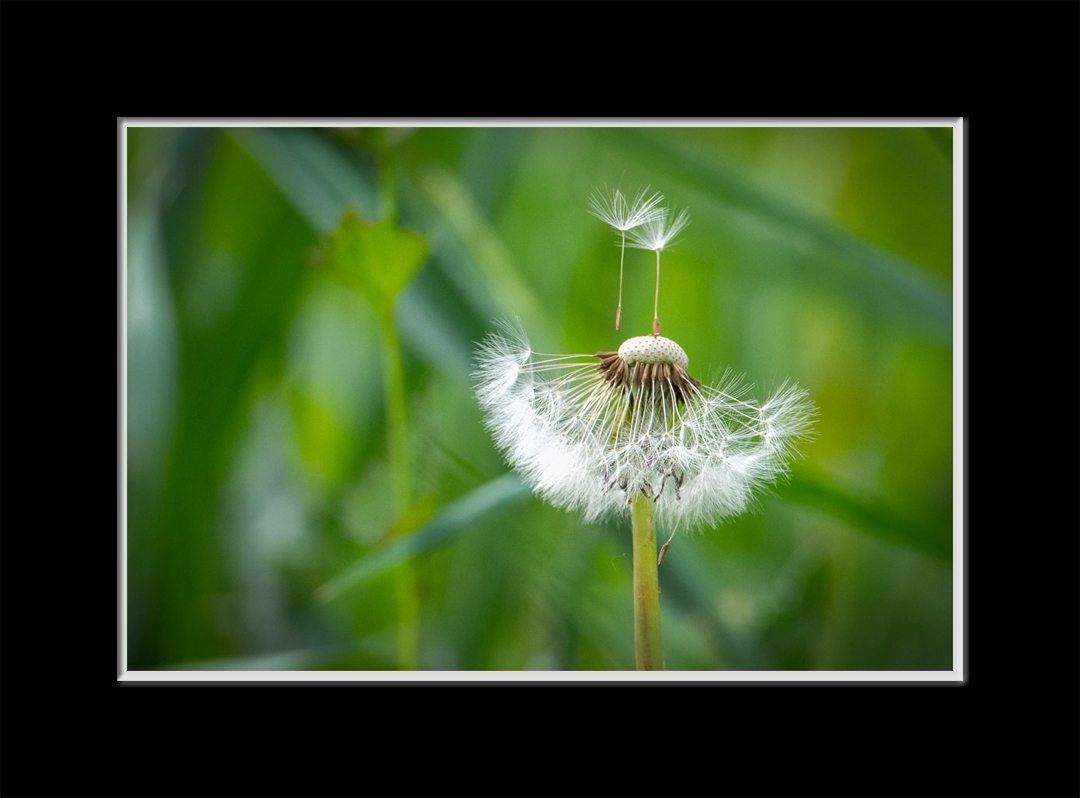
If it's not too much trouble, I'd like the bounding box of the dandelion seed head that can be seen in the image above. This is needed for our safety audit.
[474,319,815,531]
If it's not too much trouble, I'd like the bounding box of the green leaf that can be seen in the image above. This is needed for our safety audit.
[319,211,428,320]
[230,128,379,234]
[133,132,317,668]
[785,468,952,561]
[418,167,550,332]
[316,473,532,603]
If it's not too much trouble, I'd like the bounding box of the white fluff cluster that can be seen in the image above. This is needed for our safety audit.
[587,186,665,234]
[626,205,691,252]
[474,319,815,532]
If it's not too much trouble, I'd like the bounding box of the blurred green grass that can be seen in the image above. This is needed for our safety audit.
[126,125,954,671]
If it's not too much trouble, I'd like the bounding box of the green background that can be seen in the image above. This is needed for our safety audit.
[125,125,954,672]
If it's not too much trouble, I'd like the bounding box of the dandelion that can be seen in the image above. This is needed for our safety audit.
[475,319,814,534]
[475,191,815,670]
[588,187,665,331]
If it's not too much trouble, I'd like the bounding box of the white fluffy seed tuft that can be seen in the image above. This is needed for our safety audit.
[587,186,665,234]
[474,319,816,532]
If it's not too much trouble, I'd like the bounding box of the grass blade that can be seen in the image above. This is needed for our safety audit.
[316,473,532,603]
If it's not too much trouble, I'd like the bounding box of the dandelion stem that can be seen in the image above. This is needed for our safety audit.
[631,492,664,670]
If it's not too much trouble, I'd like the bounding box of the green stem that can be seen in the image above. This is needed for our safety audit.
[379,314,419,670]
[631,492,664,671]
[380,316,411,513]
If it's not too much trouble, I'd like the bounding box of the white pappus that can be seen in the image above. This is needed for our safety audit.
[474,317,815,533]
